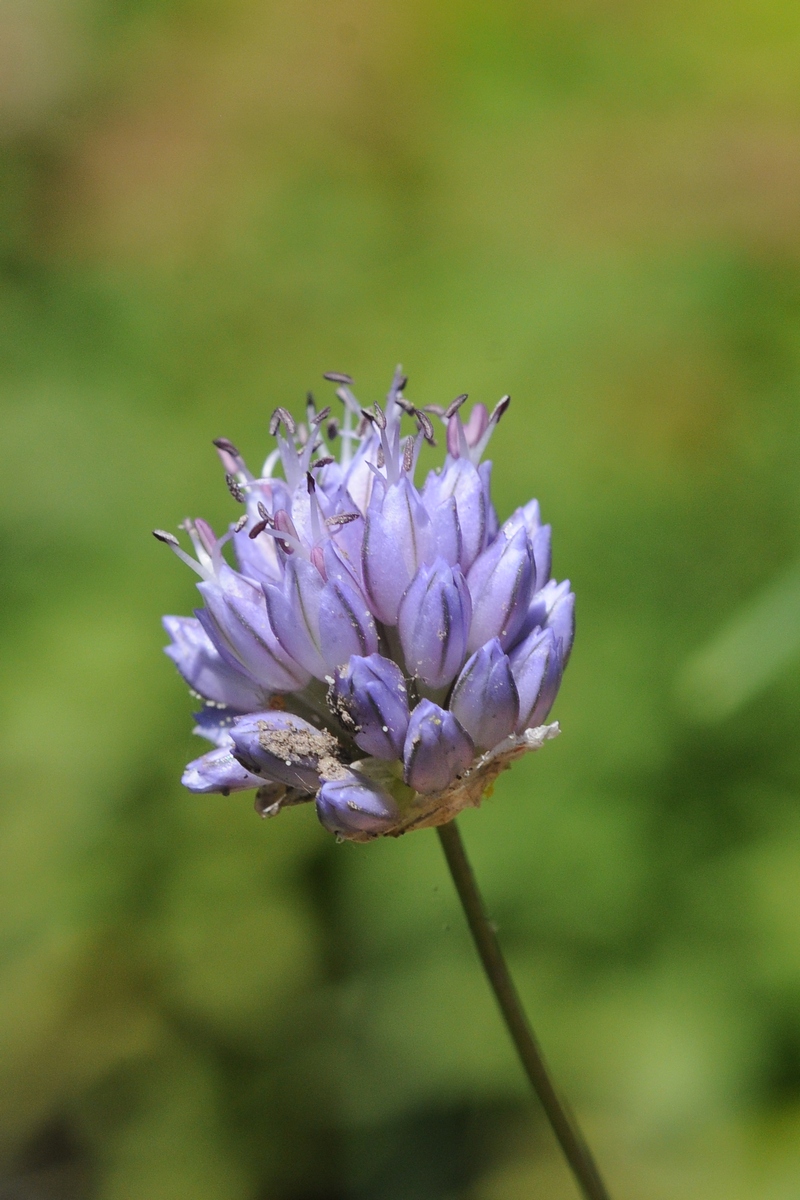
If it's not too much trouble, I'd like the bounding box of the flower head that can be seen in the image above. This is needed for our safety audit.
[158,367,572,841]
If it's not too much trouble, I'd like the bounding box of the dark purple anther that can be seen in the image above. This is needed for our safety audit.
[449,638,519,750]
[397,558,472,689]
[403,699,474,794]
[330,653,410,759]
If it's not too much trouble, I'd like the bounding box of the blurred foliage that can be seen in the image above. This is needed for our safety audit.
[2,1,800,1197]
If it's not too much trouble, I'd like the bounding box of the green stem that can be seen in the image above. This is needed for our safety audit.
[436,819,612,1200]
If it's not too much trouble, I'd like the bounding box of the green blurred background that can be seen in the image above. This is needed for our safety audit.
[3,1,800,1196]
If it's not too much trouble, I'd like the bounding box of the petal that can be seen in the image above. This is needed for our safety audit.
[163,615,272,711]
[318,577,379,671]
[181,746,264,795]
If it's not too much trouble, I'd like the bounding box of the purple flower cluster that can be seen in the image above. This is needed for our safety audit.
[157,368,574,841]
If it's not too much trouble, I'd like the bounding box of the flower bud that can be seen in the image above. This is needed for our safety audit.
[403,699,474,794]
[514,579,575,660]
[182,745,265,795]
[316,771,399,837]
[509,627,562,732]
[330,653,410,759]
[398,559,472,689]
[230,711,339,791]
[466,526,534,653]
[449,638,519,750]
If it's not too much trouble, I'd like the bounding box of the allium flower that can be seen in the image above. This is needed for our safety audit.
[156,368,573,842]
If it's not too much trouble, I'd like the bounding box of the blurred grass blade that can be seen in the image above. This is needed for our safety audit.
[678,561,800,722]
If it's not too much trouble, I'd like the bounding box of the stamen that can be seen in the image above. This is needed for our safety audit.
[396,374,408,391]
[311,405,331,426]
[152,529,211,580]
[311,456,335,469]
[306,392,316,425]
[325,512,361,527]
[323,371,354,385]
[233,514,248,533]
[326,418,340,440]
[377,444,385,468]
[257,501,272,523]
[306,472,316,494]
[213,437,241,457]
[444,393,468,419]
[225,473,245,503]
[396,396,416,415]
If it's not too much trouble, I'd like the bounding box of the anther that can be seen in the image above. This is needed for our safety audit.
[444,393,468,419]
[325,512,361,527]
[326,418,340,440]
[493,394,511,422]
[213,437,241,457]
[153,529,179,546]
[402,436,415,474]
[257,501,272,523]
[233,514,248,533]
[311,405,331,426]
[225,473,245,503]
[360,408,376,425]
[269,406,296,436]
[311,456,335,470]
[396,374,408,391]
[306,472,316,494]
[323,372,354,385]
[249,518,270,539]
[396,396,416,415]
[372,402,387,430]
[415,411,436,445]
